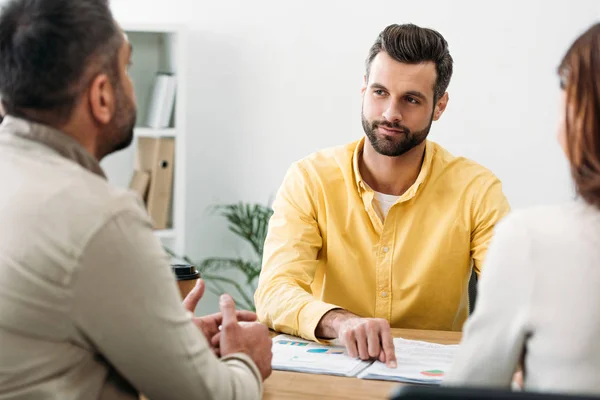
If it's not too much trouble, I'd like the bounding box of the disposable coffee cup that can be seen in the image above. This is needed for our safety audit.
[171,264,200,299]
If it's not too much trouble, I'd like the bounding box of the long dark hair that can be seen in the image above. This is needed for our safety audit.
[559,23,600,208]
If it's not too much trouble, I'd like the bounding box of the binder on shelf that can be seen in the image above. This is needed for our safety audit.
[135,137,175,230]
[145,73,177,129]
[128,170,150,200]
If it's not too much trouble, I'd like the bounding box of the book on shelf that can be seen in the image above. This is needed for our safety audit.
[145,73,177,129]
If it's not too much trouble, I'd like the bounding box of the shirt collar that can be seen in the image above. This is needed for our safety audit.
[353,137,434,200]
[353,137,368,193]
[0,115,106,178]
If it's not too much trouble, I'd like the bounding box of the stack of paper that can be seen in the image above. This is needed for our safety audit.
[357,337,458,384]
[272,334,458,384]
[271,334,372,377]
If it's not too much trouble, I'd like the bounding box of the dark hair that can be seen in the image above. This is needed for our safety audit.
[0,0,122,124]
[558,23,600,208]
[366,23,453,101]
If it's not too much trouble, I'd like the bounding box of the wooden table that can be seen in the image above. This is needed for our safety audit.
[263,329,462,400]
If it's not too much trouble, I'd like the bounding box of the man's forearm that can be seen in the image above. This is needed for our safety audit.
[315,309,359,339]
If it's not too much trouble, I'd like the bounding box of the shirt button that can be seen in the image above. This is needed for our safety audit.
[381,291,388,297]
[383,247,389,253]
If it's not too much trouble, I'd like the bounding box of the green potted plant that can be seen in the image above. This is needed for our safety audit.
[166,202,273,311]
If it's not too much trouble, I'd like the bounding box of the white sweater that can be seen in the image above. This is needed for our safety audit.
[445,200,600,396]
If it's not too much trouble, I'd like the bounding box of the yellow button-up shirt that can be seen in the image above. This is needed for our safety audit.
[255,139,510,341]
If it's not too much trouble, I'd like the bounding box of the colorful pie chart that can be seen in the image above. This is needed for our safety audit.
[420,369,444,377]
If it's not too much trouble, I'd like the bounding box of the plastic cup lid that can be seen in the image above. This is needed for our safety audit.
[171,264,200,280]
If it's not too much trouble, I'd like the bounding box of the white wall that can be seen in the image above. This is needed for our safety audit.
[107,0,599,313]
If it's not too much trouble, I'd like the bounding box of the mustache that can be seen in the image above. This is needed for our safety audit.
[372,120,411,134]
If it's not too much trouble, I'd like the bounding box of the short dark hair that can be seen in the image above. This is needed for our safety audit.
[0,0,122,124]
[365,23,453,101]
[558,23,600,208]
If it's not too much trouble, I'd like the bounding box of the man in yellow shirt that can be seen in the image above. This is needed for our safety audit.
[255,23,510,367]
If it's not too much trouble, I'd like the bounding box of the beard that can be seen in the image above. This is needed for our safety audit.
[107,83,137,155]
[361,112,433,157]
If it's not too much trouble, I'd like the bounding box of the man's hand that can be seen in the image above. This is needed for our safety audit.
[316,309,397,368]
[212,294,273,380]
[182,280,258,355]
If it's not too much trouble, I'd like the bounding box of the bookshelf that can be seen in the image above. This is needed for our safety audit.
[100,23,187,256]
[134,127,176,138]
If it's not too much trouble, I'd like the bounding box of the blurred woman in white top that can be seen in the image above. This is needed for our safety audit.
[444,22,600,396]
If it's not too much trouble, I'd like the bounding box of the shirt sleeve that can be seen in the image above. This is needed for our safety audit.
[71,202,262,400]
[444,212,534,388]
[471,173,511,275]
[254,162,339,341]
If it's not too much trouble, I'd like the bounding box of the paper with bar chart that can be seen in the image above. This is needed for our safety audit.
[357,337,458,384]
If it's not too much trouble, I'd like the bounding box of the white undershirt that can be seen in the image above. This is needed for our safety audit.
[372,190,401,221]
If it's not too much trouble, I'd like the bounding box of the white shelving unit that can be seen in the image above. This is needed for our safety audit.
[101,23,187,256]
[134,127,177,138]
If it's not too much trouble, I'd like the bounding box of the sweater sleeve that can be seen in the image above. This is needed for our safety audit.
[444,211,533,388]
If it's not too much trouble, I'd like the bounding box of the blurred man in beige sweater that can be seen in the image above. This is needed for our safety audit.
[0,0,271,399]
